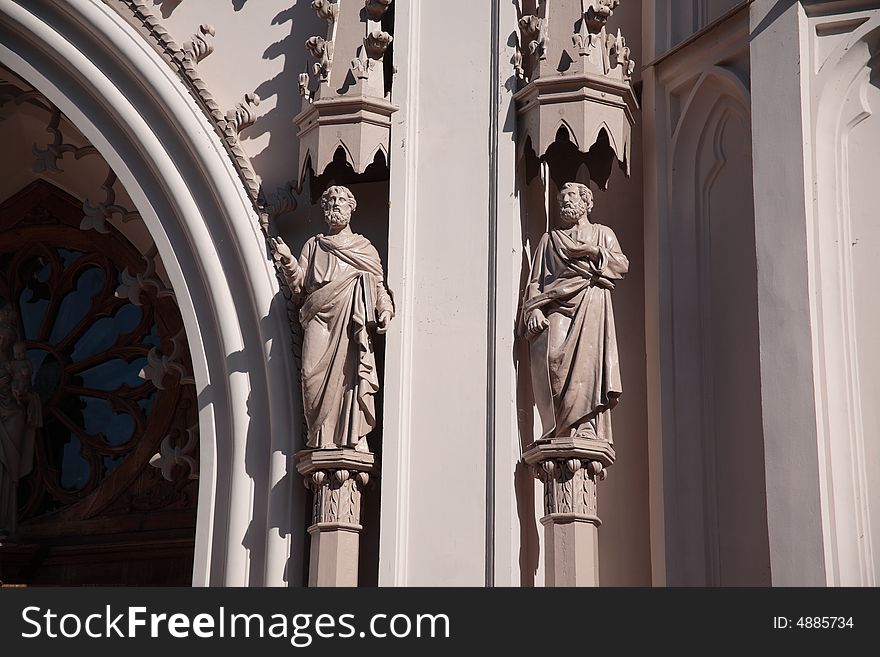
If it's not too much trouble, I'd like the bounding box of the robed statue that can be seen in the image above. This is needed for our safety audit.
[522,182,628,444]
[272,186,394,453]
[0,305,42,540]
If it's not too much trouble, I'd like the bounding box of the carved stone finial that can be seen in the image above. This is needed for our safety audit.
[350,50,376,80]
[513,0,636,177]
[225,92,260,134]
[81,169,140,233]
[311,0,337,22]
[294,0,399,182]
[363,30,393,59]
[184,23,215,63]
[609,29,635,81]
[305,36,333,82]
[364,0,393,21]
[586,0,621,31]
[518,15,547,60]
[150,424,199,481]
[299,72,313,101]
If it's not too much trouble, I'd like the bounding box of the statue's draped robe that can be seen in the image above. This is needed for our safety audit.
[290,233,392,451]
[522,222,628,443]
[0,362,41,535]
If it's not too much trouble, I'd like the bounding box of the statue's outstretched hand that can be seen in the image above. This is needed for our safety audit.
[270,236,295,267]
[527,309,549,336]
[376,310,393,334]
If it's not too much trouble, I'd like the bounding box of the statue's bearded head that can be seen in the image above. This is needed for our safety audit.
[320,185,357,230]
[558,182,594,226]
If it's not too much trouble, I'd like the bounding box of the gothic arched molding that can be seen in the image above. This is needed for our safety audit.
[670,66,750,150]
[809,14,880,587]
[0,0,302,586]
[649,6,771,583]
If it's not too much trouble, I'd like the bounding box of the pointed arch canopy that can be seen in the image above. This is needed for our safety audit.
[0,0,301,586]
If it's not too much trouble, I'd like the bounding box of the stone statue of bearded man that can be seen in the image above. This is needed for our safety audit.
[272,186,394,453]
[522,182,628,445]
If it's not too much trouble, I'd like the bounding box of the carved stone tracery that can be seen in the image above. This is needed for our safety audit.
[296,0,398,181]
[0,180,198,540]
[514,0,638,183]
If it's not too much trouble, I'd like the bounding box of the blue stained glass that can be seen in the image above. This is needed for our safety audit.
[71,304,143,361]
[60,436,89,491]
[19,258,52,340]
[49,267,106,343]
[137,390,156,415]
[19,292,48,340]
[24,349,47,386]
[143,324,161,348]
[58,249,84,267]
[79,357,147,391]
[80,396,135,445]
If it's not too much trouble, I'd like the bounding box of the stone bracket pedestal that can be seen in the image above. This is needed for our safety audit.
[523,438,615,587]
[296,448,376,587]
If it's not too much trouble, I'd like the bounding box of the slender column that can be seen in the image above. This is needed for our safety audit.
[296,449,375,587]
[523,437,614,587]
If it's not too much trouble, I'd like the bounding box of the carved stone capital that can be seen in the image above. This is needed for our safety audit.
[523,438,615,525]
[536,458,602,522]
[296,448,376,531]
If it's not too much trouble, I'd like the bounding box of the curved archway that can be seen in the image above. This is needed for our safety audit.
[0,0,302,585]
[811,18,880,586]
[665,69,770,586]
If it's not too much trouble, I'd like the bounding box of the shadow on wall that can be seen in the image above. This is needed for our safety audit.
[513,146,547,587]
[242,292,309,587]
[247,3,326,192]
[193,288,303,586]
[152,0,182,20]
[153,0,250,18]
